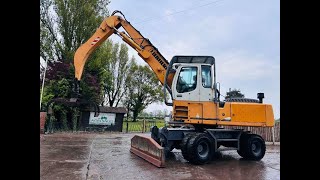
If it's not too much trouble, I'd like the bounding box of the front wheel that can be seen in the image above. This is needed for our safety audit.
[180,133,194,161]
[187,133,214,165]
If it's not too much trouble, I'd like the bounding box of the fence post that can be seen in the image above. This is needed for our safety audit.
[126,114,129,133]
[142,119,146,133]
[272,127,275,145]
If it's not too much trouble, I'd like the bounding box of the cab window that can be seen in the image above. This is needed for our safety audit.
[176,67,197,93]
[201,65,212,88]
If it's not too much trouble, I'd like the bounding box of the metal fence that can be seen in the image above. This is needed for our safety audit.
[122,120,158,133]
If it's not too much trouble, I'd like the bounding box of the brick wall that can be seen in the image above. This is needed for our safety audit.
[40,112,47,134]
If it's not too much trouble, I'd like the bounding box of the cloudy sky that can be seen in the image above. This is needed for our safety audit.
[107,0,280,119]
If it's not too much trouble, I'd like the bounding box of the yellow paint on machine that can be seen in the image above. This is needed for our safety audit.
[173,100,274,127]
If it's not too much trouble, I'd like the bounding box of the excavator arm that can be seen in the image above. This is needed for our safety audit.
[74,10,174,89]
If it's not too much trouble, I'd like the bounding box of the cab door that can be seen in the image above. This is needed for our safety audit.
[172,65,200,101]
[199,65,214,101]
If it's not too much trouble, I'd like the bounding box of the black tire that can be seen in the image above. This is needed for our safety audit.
[237,133,248,158]
[187,133,214,165]
[237,149,245,158]
[238,134,266,160]
[180,133,194,161]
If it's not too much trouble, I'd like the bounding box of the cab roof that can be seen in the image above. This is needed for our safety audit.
[170,56,215,65]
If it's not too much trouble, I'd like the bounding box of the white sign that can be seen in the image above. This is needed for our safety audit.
[89,112,116,125]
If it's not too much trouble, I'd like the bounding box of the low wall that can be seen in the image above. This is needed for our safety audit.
[40,112,47,134]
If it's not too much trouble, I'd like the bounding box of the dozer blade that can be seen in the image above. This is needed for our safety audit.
[130,135,165,167]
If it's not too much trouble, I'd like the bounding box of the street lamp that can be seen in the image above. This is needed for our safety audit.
[40,58,48,111]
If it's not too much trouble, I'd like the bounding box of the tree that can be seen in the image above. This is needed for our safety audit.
[40,0,110,63]
[156,110,164,118]
[82,40,132,107]
[40,0,111,106]
[103,43,132,107]
[40,0,111,130]
[41,61,74,106]
[225,88,245,99]
[138,110,150,118]
[124,62,164,122]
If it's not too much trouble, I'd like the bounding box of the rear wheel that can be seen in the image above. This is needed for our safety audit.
[237,134,266,160]
[187,133,213,165]
[237,133,248,157]
[237,149,245,158]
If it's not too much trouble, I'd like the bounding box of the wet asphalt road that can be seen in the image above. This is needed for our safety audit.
[40,132,280,180]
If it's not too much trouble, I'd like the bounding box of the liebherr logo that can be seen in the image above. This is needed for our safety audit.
[149,49,167,70]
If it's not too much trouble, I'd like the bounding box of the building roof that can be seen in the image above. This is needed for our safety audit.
[83,106,127,114]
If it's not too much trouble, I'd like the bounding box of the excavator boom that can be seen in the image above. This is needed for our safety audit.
[74,11,173,87]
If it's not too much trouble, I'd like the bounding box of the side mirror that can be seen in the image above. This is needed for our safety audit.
[214,82,221,102]
[213,82,220,90]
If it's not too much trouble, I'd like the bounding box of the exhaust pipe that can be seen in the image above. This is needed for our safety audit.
[257,93,264,103]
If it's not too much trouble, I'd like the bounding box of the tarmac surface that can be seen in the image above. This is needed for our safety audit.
[40,132,280,180]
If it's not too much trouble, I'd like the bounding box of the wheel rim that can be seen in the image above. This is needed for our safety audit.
[197,141,209,158]
[251,140,262,156]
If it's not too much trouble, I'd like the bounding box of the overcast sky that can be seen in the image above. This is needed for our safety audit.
[107,0,280,119]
